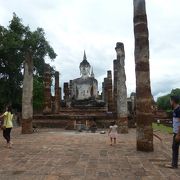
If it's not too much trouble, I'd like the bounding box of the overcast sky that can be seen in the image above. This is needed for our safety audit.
[0,0,180,99]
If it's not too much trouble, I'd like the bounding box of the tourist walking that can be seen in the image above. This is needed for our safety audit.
[0,106,13,148]
[108,121,118,146]
[166,96,180,168]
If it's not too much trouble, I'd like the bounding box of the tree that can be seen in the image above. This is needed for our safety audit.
[21,16,56,133]
[0,13,56,112]
[157,88,180,111]
[157,94,171,111]
[133,0,153,151]
[171,88,180,97]
[0,13,57,133]
[33,76,44,111]
[0,17,24,110]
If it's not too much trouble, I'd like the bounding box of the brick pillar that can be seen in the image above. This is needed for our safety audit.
[104,78,108,105]
[69,80,73,98]
[63,82,69,103]
[102,82,105,101]
[54,71,60,114]
[113,59,118,115]
[107,71,113,112]
[115,42,128,134]
[43,64,52,114]
[59,87,62,102]
[134,0,153,151]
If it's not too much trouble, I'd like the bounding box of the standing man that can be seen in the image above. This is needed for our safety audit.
[167,96,180,168]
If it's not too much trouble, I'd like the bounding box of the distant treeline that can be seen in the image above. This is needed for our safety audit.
[156,88,180,111]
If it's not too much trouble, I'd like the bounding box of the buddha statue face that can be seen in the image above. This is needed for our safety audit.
[80,65,90,78]
[79,51,91,79]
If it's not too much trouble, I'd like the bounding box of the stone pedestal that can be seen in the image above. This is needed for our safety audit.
[54,71,60,113]
[115,42,128,134]
[43,64,52,114]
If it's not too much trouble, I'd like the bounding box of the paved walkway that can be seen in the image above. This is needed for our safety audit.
[0,128,179,180]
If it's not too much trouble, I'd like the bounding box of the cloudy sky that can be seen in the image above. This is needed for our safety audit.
[0,0,180,99]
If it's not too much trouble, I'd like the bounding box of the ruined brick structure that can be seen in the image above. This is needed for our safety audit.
[106,71,113,112]
[63,82,69,105]
[103,77,108,106]
[54,71,60,113]
[43,64,52,114]
[113,59,118,114]
[69,80,73,97]
[102,82,105,102]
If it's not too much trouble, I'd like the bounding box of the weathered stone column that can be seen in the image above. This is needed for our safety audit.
[133,0,153,151]
[22,50,33,134]
[107,71,113,112]
[113,59,118,114]
[115,42,128,134]
[54,71,60,113]
[43,64,52,114]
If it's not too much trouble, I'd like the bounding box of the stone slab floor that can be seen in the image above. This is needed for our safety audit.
[0,128,179,180]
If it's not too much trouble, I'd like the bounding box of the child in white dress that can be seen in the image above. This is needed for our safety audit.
[108,121,118,146]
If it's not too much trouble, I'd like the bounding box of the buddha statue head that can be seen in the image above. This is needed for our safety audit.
[79,51,91,79]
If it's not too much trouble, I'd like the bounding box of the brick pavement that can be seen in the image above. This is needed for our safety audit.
[0,128,179,180]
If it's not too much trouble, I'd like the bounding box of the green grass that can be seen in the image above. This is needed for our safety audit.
[152,123,173,134]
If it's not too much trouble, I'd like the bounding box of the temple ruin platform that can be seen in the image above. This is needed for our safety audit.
[33,107,114,129]
[0,128,179,180]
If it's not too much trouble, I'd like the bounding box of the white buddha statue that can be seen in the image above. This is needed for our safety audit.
[71,51,98,101]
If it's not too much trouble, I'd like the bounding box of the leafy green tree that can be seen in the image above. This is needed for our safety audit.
[156,88,180,111]
[33,76,44,111]
[171,88,180,97]
[0,13,57,111]
[157,94,171,110]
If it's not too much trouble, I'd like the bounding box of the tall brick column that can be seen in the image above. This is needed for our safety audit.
[103,78,108,105]
[59,87,62,102]
[102,82,105,101]
[69,80,73,98]
[134,0,153,151]
[43,64,52,114]
[54,71,60,114]
[63,82,69,103]
[115,42,128,134]
[113,59,118,114]
[107,71,113,112]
